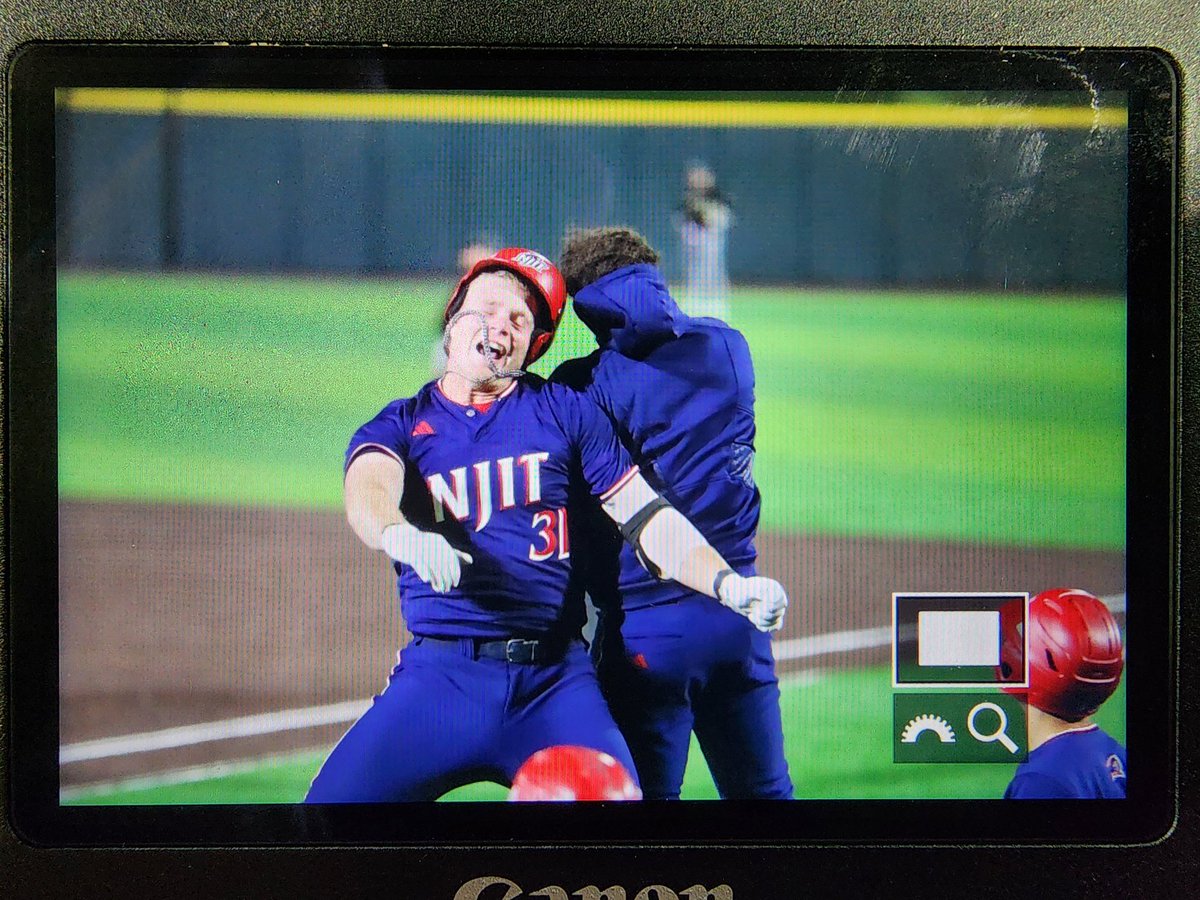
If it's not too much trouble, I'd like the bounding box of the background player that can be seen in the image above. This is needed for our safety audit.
[306,248,787,802]
[553,228,794,800]
[676,162,735,321]
[1001,588,1126,799]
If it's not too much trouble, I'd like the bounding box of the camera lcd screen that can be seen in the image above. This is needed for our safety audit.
[6,47,1176,847]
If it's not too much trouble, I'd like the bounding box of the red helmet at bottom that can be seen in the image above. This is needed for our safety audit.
[508,745,642,802]
[1000,588,1125,722]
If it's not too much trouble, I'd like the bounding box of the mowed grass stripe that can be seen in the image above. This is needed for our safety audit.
[743,293,1124,424]
[58,272,1125,548]
[734,285,1124,343]
[61,665,1127,804]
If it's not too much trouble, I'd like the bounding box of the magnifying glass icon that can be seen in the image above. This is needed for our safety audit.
[967,702,1019,754]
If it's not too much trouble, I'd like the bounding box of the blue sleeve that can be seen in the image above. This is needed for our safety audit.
[344,400,411,473]
[1004,772,1076,799]
[549,355,595,391]
[557,388,636,500]
[719,325,756,407]
[551,353,624,423]
[586,364,627,426]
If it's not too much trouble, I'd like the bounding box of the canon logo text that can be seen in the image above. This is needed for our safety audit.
[454,876,733,900]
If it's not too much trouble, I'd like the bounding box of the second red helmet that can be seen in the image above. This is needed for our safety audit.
[1000,588,1125,722]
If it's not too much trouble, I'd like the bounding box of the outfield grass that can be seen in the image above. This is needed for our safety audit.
[58,271,1125,548]
[62,664,1127,805]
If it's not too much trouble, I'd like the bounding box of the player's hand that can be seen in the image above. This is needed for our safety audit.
[380,523,473,593]
[718,574,788,633]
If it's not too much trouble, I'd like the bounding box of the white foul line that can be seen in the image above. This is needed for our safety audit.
[60,698,369,764]
[60,593,1125,765]
[773,626,894,661]
[59,749,325,802]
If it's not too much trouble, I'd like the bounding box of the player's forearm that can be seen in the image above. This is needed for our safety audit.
[347,488,406,550]
[643,512,788,633]
[344,452,471,592]
[601,472,786,631]
[344,454,406,550]
[602,472,729,595]
[636,506,729,598]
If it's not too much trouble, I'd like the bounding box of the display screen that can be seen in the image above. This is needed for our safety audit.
[6,47,1176,847]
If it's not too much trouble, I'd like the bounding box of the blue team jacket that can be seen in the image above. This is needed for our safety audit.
[551,263,760,611]
[1004,725,1127,799]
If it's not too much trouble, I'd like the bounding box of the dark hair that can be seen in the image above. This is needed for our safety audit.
[558,227,659,296]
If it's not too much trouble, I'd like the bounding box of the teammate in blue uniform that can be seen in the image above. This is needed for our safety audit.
[551,228,793,800]
[306,248,789,802]
[1000,588,1126,799]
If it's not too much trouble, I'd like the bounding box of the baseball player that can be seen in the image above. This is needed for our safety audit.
[676,163,734,321]
[305,248,787,802]
[551,228,794,800]
[1000,588,1126,799]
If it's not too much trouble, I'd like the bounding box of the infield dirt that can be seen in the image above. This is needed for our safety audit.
[59,500,1124,786]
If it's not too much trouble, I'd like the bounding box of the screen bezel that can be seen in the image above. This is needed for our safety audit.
[6,44,1179,848]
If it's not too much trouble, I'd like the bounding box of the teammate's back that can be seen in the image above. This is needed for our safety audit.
[552,262,761,609]
[550,227,793,801]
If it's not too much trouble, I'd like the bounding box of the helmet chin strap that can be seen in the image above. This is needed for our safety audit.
[442,309,527,386]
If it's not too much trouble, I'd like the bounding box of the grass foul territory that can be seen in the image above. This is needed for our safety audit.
[59,271,1124,549]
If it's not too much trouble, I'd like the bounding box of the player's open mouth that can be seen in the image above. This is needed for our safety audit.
[475,340,507,362]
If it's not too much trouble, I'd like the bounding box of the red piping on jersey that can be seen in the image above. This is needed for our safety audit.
[345,441,405,482]
[345,442,403,474]
[436,378,518,411]
[1039,723,1100,747]
[600,465,641,502]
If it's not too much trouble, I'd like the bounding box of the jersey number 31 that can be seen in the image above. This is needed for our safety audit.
[529,508,570,561]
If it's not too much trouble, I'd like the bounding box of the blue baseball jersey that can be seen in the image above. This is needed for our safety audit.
[346,375,636,640]
[1005,724,1127,799]
[552,263,760,610]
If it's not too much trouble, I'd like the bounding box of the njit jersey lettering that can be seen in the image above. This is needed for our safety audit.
[427,452,551,531]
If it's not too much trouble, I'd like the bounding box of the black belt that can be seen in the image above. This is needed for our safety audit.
[420,635,572,664]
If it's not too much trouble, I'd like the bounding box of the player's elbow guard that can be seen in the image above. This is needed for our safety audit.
[629,505,710,585]
[603,472,711,585]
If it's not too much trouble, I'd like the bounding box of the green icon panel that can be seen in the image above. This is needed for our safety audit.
[894,693,1028,763]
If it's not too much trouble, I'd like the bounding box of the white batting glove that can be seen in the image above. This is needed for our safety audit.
[718,574,789,633]
[380,523,473,593]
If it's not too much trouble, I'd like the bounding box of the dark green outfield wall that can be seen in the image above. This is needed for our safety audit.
[58,112,1125,290]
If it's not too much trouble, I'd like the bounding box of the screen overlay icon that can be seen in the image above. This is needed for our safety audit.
[893,593,1028,687]
[894,693,1028,763]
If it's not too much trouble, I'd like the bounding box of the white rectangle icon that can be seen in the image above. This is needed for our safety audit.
[917,610,999,666]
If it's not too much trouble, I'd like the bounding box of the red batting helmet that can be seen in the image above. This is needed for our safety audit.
[508,745,642,802]
[444,247,568,366]
[1000,588,1125,722]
